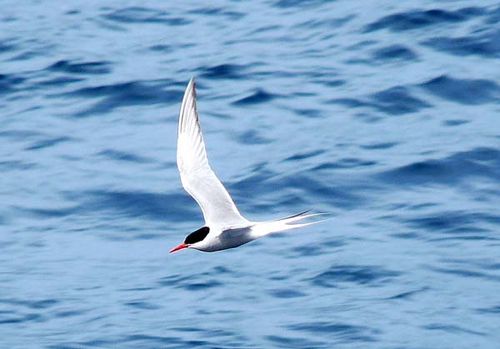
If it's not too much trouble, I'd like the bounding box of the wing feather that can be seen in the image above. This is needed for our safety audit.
[177,78,247,226]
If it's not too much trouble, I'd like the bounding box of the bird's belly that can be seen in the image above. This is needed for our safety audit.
[207,226,255,252]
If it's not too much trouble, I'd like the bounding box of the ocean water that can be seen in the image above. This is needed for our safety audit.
[1,1,499,348]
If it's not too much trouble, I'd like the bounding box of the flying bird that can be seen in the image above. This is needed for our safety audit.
[170,78,326,253]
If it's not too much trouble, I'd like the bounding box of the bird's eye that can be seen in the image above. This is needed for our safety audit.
[184,226,210,244]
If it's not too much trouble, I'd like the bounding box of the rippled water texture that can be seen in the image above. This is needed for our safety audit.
[1,1,499,348]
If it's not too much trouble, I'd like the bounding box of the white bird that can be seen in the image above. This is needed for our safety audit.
[170,78,326,253]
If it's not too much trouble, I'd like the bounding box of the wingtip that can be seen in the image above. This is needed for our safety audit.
[187,77,197,98]
[188,76,196,88]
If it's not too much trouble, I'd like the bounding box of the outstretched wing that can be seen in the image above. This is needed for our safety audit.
[177,78,247,226]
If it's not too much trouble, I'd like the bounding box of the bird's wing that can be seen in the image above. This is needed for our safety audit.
[177,78,247,227]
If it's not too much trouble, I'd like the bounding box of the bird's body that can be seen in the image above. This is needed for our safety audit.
[170,78,325,253]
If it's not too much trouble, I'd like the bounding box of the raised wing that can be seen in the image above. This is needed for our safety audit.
[177,78,247,226]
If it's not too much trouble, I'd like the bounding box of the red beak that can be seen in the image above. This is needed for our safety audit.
[170,243,189,253]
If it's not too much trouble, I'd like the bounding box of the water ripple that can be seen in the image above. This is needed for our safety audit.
[420,75,499,105]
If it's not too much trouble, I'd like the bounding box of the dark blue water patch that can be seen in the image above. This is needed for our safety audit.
[476,305,500,314]
[422,30,500,58]
[17,205,80,219]
[232,89,276,106]
[372,44,418,62]
[188,7,245,20]
[0,73,25,95]
[84,190,197,222]
[363,7,485,32]
[403,211,499,238]
[200,63,246,80]
[158,273,222,291]
[36,76,84,87]
[0,129,41,139]
[0,298,59,309]
[423,323,486,336]
[102,6,190,26]
[65,9,80,16]
[149,43,171,52]
[316,79,345,88]
[0,41,16,53]
[293,108,323,118]
[387,287,429,300]
[25,136,73,150]
[443,119,469,127]
[311,265,399,288]
[182,280,223,291]
[0,160,37,171]
[288,322,378,343]
[124,300,159,310]
[49,335,188,349]
[329,86,430,116]
[236,129,272,145]
[98,149,152,163]
[266,335,323,349]
[63,80,183,116]
[273,0,336,10]
[270,173,365,208]
[360,142,398,150]
[420,75,499,105]
[53,309,86,319]
[429,266,500,283]
[289,244,330,258]
[377,147,500,186]
[0,313,43,324]
[328,97,366,109]
[8,49,45,62]
[369,86,431,115]
[47,60,112,75]
[285,150,324,162]
[269,288,306,299]
[295,15,354,30]
[171,326,241,341]
[313,158,376,170]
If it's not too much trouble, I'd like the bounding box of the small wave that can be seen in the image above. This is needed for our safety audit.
[232,89,276,106]
[63,80,182,116]
[420,75,499,104]
[423,30,500,59]
[47,60,111,75]
[188,7,245,20]
[372,44,418,62]
[269,288,306,299]
[311,265,399,288]
[0,73,25,96]
[200,64,247,80]
[25,136,73,150]
[273,0,335,10]
[423,323,486,336]
[329,86,430,115]
[377,147,500,186]
[102,6,190,26]
[402,211,499,239]
[97,149,152,163]
[288,322,377,343]
[364,7,484,32]
[83,190,196,222]
[236,130,272,145]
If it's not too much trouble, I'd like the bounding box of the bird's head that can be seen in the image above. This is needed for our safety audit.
[170,226,210,253]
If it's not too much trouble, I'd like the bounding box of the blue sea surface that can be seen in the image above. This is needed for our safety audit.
[1,1,499,348]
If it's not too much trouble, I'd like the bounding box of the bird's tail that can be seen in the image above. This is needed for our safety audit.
[251,210,330,238]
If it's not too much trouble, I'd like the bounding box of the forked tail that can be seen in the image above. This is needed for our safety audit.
[251,210,330,238]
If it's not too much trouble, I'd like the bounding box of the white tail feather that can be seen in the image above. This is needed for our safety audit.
[251,210,329,238]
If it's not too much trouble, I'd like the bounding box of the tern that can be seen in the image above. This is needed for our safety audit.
[170,78,326,253]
